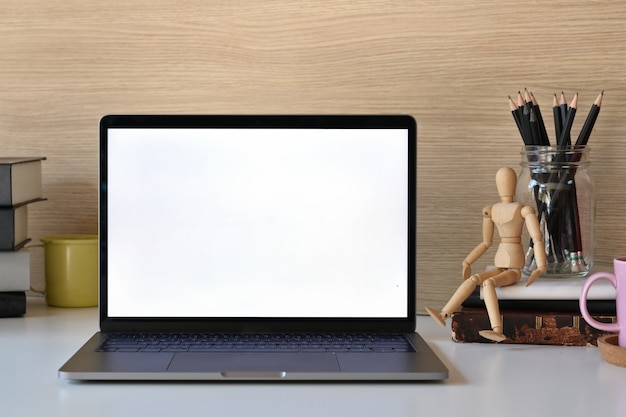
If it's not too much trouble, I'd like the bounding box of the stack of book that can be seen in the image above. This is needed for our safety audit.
[452,269,617,346]
[0,157,46,317]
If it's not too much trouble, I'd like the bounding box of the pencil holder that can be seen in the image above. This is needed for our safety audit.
[517,146,595,277]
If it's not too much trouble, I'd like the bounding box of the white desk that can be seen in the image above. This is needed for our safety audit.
[2,298,624,417]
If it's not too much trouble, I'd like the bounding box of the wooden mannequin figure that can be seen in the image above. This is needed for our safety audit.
[425,167,546,342]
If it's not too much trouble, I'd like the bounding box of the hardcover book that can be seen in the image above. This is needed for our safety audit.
[0,157,45,207]
[0,292,26,317]
[0,204,30,250]
[462,287,616,315]
[0,250,30,292]
[487,271,615,301]
[451,307,615,346]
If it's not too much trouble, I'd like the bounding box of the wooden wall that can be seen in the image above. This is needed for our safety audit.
[2,0,626,311]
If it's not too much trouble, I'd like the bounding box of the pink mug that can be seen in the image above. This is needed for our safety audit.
[580,257,625,347]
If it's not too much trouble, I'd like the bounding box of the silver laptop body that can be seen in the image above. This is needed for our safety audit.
[59,114,448,381]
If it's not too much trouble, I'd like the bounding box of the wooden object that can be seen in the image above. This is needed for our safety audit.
[2,1,626,308]
[598,335,626,367]
[426,167,546,342]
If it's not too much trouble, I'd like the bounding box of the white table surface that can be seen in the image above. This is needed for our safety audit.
[1,297,624,417]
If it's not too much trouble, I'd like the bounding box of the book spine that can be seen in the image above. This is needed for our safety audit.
[462,290,616,315]
[0,165,10,206]
[0,292,26,317]
[0,205,29,250]
[451,308,616,346]
[0,250,31,291]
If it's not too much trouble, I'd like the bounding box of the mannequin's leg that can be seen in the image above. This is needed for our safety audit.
[478,269,521,342]
[425,268,502,327]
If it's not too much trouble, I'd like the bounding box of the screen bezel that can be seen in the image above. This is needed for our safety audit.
[99,115,417,333]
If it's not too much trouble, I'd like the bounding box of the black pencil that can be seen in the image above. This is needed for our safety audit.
[530,91,550,146]
[559,91,568,130]
[508,95,525,142]
[558,92,578,147]
[530,107,542,146]
[553,93,562,142]
[517,91,525,110]
[575,91,604,147]
[513,90,532,145]
[522,101,533,145]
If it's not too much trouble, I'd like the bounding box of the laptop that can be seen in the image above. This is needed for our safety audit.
[58,114,448,381]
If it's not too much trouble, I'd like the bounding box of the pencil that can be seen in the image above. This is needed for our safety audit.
[530,91,550,146]
[517,91,525,110]
[558,92,578,147]
[575,91,604,147]
[522,101,533,145]
[508,95,525,142]
[530,107,542,146]
[553,93,562,142]
[524,88,532,106]
[559,91,568,130]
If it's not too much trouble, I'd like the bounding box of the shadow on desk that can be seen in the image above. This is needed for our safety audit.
[424,342,465,385]
[25,296,98,318]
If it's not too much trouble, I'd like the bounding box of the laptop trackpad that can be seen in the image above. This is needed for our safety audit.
[167,352,340,373]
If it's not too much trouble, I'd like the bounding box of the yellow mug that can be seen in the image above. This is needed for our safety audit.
[40,234,98,307]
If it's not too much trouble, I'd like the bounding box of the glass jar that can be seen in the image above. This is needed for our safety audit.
[516,146,595,277]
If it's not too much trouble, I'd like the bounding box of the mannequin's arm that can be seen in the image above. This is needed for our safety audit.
[462,206,494,279]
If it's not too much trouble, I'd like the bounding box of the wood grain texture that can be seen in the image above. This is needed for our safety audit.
[2,0,626,311]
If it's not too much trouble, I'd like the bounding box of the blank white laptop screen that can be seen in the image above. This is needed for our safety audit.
[105,127,409,319]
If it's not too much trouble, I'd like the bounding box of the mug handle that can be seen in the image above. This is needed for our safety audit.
[579,272,619,332]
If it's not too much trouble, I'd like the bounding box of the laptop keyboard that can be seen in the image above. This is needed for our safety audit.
[97,333,415,353]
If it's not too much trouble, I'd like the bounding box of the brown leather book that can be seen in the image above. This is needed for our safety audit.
[451,307,615,346]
